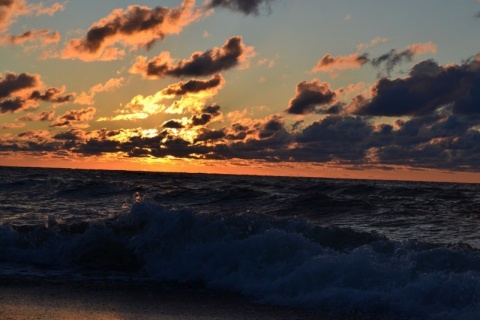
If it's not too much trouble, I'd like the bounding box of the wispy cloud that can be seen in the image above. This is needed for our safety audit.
[204,0,275,15]
[75,77,125,105]
[312,53,368,74]
[312,42,437,77]
[0,0,64,33]
[0,29,60,46]
[356,37,391,51]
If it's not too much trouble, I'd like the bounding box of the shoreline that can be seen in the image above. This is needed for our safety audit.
[0,277,343,320]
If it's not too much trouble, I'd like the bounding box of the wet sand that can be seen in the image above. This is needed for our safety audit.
[0,278,344,320]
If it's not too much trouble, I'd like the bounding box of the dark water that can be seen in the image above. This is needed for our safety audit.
[1,166,480,319]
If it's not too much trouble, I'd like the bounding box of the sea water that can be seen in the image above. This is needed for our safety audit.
[0,166,479,319]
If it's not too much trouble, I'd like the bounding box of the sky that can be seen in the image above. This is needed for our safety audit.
[0,0,480,183]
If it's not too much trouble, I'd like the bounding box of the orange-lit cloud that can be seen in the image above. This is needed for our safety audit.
[0,29,60,46]
[18,110,55,121]
[312,42,437,77]
[0,72,73,113]
[99,74,224,121]
[75,77,125,105]
[312,53,369,73]
[50,106,96,128]
[130,36,254,79]
[61,0,201,62]
[356,37,391,51]
[0,0,64,32]
[2,122,25,129]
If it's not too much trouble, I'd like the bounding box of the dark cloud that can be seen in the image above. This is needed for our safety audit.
[62,0,200,61]
[312,43,436,76]
[351,56,480,116]
[370,115,480,170]
[2,110,479,170]
[0,29,60,45]
[190,113,212,126]
[161,74,224,95]
[18,110,55,121]
[162,119,184,129]
[189,104,222,126]
[202,104,221,116]
[0,0,15,6]
[0,72,38,99]
[0,97,23,113]
[53,129,85,141]
[0,72,73,113]
[258,116,283,139]
[286,79,337,114]
[50,107,96,128]
[130,36,254,78]
[205,0,275,15]
[295,116,373,161]
[312,53,368,73]
[370,42,437,76]
[29,87,74,103]
[195,128,227,142]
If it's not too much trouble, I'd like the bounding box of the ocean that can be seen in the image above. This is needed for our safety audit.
[0,166,479,319]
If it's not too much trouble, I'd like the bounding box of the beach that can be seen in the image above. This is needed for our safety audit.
[0,278,331,320]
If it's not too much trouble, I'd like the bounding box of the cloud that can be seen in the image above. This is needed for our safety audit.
[30,1,65,16]
[99,74,224,121]
[162,119,185,129]
[130,36,254,78]
[160,74,225,96]
[369,115,480,170]
[18,110,55,121]
[295,115,374,162]
[0,0,64,33]
[356,37,391,51]
[312,53,369,73]
[75,77,125,105]
[371,42,437,75]
[205,0,275,15]
[28,86,73,104]
[50,106,96,128]
[61,0,201,61]
[3,111,479,170]
[350,56,480,116]
[2,122,25,129]
[285,79,337,114]
[0,29,60,46]
[0,72,39,99]
[0,129,61,152]
[0,72,73,113]
[312,42,437,77]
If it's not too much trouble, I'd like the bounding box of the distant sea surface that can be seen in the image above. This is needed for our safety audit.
[1,166,480,319]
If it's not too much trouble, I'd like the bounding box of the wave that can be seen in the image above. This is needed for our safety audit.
[1,196,480,319]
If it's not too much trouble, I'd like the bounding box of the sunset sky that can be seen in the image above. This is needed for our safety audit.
[1,0,480,182]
